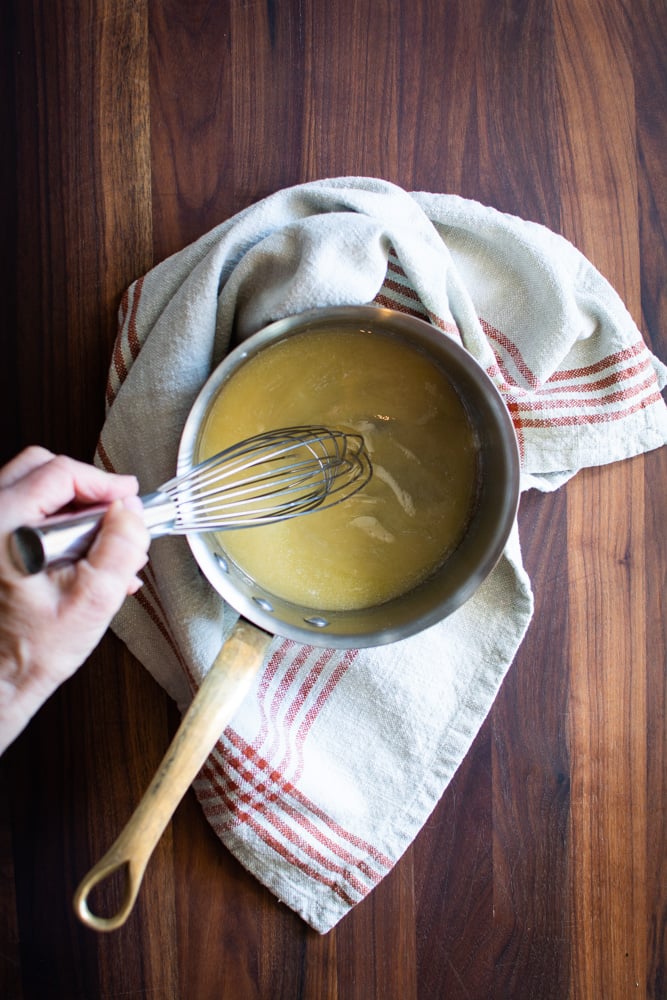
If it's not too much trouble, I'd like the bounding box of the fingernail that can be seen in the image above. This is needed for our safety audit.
[122,495,144,515]
[114,473,139,487]
[128,573,145,595]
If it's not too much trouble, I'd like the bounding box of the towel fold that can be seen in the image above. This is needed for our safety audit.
[97,177,667,932]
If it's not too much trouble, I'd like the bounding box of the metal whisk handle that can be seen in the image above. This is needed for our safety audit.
[9,492,176,575]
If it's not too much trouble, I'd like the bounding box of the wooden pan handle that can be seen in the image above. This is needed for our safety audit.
[73,620,272,932]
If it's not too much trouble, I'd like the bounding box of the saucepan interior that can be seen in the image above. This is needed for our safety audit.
[177,306,520,648]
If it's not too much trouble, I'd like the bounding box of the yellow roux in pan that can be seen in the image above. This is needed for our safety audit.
[197,327,480,611]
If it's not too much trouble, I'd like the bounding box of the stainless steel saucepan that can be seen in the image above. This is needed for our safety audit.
[179,305,520,647]
[74,305,520,931]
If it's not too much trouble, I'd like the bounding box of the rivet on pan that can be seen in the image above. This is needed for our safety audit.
[253,597,274,612]
[215,553,230,573]
[304,616,330,628]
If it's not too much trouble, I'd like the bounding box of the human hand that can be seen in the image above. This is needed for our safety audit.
[0,447,150,753]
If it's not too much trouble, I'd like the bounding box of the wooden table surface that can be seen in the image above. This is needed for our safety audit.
[1,2,665,998]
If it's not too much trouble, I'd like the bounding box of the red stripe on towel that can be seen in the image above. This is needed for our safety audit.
[518,390,664,428]
[126,276,144,361]
[221,729,394,869]
[547,340,647,382]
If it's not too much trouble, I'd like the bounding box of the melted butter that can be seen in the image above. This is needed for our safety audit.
[197,328,479,610]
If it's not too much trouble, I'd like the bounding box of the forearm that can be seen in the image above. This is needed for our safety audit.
[0,651,54,753]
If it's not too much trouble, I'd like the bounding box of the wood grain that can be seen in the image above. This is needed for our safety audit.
[556,3,649,996]
[492,489,571,999]
[1,1,665,998]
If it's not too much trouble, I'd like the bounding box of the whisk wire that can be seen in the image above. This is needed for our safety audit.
[166,426,371,531]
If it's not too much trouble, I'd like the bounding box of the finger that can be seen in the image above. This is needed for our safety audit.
[61,502,150,628]
[0,455,139,527]
[70,463,140,506]
[0,446,55,489]
[83,501,150,584]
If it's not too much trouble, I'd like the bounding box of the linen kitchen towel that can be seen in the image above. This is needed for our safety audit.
[97,177,667,932]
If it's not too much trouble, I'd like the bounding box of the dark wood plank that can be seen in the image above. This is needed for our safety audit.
[3,2,173,998]
[492,490,572,1000]
[644,447,667,1000]
[12,0,153,458]
[0,1,19,469]
[555,2,653,995]
[149,0,236,259]
[0,763,21,1000]
[414,723,495,999]
[634,3,667,993]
